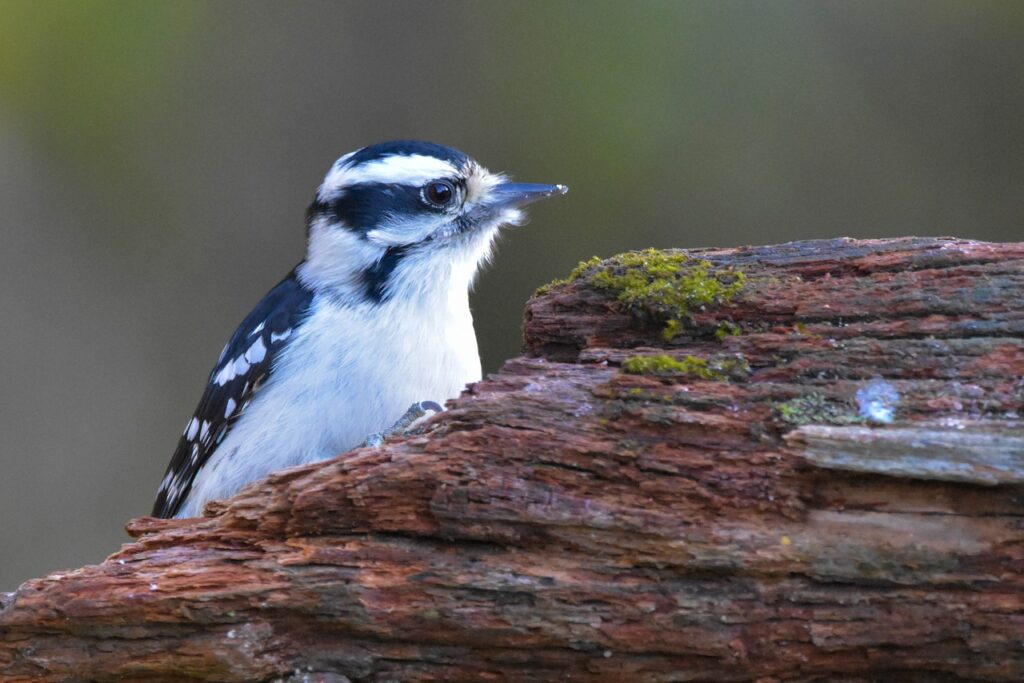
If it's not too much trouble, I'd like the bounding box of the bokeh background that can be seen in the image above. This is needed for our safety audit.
[1,0,1021,590]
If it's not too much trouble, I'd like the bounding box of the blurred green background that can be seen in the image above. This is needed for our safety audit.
[1,0,1021,590]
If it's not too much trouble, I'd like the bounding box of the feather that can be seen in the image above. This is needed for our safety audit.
[151,270,314,518]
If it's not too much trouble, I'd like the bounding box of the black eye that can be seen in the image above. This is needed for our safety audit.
[423,180,456,208]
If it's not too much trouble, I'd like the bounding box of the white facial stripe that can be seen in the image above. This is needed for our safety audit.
[297,217,383,297]
[464,167,504,205]
[320,154,459,198]
[366,214,445,247]
[333,149,359,168]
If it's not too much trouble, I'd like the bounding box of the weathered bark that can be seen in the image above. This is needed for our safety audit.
[2,237,1023,682]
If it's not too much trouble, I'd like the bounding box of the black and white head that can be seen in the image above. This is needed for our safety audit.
[298,140,567,304]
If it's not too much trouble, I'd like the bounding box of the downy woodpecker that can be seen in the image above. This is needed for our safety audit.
[152,140,567,518]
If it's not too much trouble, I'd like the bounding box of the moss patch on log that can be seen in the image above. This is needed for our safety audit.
[536,249,745,341]
[621,353,750,380]
[774,394,865,426]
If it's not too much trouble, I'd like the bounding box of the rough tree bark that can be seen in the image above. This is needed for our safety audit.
[2,237,1023,682]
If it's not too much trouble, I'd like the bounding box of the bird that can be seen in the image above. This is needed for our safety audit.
[152,140,568,518]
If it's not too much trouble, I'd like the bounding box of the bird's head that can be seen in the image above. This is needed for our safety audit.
[297,141,567,305]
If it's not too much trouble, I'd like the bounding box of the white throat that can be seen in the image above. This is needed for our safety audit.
[297,218,500,308]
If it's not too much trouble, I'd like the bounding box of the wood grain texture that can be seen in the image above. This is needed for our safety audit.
[2,237,1022,682]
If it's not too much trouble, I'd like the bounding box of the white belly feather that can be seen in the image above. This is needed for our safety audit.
[177,294,480,518]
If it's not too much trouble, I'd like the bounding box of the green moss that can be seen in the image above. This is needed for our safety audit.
[662,318,684,341]
[715,321,742,340]
[534,249,745,342]
[556,249,746,340]
[568,255,606,280]
[774,394,864,426]
[534,256,604,296]
[621,354,691,375]
[621,353,749,381]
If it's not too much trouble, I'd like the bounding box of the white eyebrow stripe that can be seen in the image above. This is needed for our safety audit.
[319,154,459,198]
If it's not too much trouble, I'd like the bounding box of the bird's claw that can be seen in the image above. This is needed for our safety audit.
[363,400,444,447]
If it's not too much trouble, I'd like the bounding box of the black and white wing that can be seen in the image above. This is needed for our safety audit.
[152,270,314,518]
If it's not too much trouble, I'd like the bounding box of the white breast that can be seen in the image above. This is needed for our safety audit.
[177,291,481,518]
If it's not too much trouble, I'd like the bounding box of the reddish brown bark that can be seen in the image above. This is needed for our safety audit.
[2,237,1023,682]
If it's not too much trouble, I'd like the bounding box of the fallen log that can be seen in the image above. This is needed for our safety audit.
[2,237,1022,682]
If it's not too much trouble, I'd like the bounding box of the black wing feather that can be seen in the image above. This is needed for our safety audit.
[151,270,314,518]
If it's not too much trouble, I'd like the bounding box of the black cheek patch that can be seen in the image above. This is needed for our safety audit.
[305,198,330,230]
[360,245,410,303]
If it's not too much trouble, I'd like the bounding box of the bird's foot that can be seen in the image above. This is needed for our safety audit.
[363,400,444,447]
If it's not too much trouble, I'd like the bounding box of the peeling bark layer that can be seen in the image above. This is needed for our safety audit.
[2,237,1023,682]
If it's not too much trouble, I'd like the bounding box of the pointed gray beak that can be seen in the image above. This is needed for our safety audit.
[490,182,569,208]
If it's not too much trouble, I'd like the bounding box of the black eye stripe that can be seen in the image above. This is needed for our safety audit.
[307,178,467,233]
[308,183,425,234]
